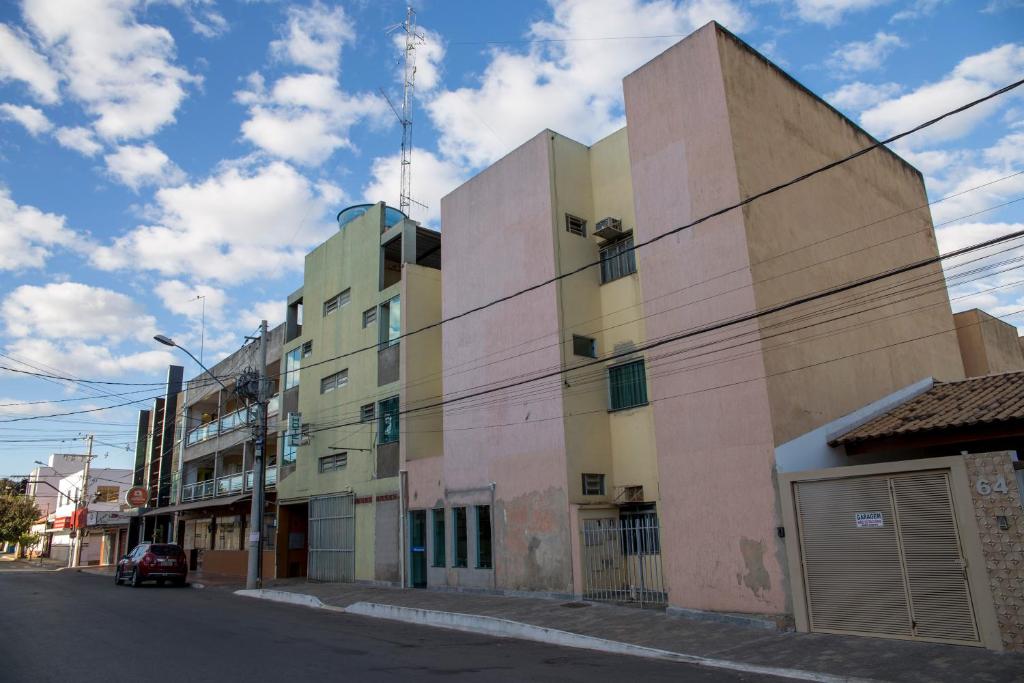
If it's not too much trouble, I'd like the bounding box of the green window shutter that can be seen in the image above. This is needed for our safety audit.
[432,508,446,567]
[609,359,648,411]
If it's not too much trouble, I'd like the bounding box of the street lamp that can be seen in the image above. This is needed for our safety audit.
[153,334,228,391]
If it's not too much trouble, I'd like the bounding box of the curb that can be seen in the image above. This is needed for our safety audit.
[234,589,875,683]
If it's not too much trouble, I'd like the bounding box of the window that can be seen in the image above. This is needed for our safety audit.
[581,473,605,496]
[320,369,348,394]
[360,403,375,423]
[620,504,660,555]
[432,508,446,567]
[318,452,347,473]
[281,433,297,465]
[608,359,648,411]
[362,307,377,327]
[600,235,637,283]
[565,213,586,237]
[572,334,596,358]
[323,289,351,316]
[476,505,492,569]
[93,486,119,503]
[301,340,313,358]
[379,296,400,347]
[378,395,399,444]
[452,507,467,567]
[216,515,241,551]
[284,347,301,390]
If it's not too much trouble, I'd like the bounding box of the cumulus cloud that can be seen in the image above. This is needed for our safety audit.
[793,0,894,26]
[3,337,175,378]
[826,32,905,75]
[0,23,60,103]
[54,126,102,156]
[890,0,947,22]
[363,150,469,225]
[0,187,81,270]
[22,0,200,140]
[826,81,902,111]
[2,282,157,343]
[104,143,186,190]
[270,1,353,73]
[0,102,52,135]
[860,43,1024,147]
[240,298,286,331]
[91,160,337,283]
[391,27,446,92]
[427,0,752,169]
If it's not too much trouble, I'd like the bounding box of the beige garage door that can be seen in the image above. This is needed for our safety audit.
[794,470,979,645]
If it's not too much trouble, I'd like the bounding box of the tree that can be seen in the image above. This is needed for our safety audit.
[0,493,40,546]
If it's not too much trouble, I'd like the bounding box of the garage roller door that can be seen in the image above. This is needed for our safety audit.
[794,470,979,645]
[308,493,354,582]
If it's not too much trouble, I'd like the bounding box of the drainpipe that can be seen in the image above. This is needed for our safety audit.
[398,469,408,588]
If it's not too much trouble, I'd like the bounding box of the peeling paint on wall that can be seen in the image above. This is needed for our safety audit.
[737,537,771,598]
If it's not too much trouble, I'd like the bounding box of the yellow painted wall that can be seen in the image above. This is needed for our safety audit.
[401,264,444,463]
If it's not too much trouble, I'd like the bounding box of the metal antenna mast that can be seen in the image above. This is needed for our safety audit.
[394,6,423,216]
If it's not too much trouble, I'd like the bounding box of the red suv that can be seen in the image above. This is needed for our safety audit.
[115,543,188,587]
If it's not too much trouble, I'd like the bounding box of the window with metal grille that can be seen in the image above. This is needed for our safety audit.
[320,369,348,394]
[362,307,376,327]
[323,289,351,316]
[600,235,636,283]
[476,505,492,569]
[565,213,586,237]
[620,504,660,555]
[432,508,446,567]
[581,473,605,495]
[360,403,375,423]
[452,507,467,567]
[572,334,596,358]
[318,452,347,473]
[608,359,647,411]
[301,340,313,358]
[378,395,399,443]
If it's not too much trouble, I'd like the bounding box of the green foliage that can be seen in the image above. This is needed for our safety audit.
[0,494,41,545]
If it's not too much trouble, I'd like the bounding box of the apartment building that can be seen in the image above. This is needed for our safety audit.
[51,467,132,566]
[274,202,442,585]
[405,21,966,619]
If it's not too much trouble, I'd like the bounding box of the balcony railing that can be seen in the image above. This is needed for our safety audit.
[180,466,277,504]
[185,397,279,448]
[244,465,278,490]
[180,479,215,503]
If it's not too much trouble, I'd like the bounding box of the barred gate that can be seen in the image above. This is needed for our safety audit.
[308,493,355,582]
[580,517,666,607]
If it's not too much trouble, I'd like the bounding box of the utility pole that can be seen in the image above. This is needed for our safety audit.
[71,435,93,569]
[246,320,269,590]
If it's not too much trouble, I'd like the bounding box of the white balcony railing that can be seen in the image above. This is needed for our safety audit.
[186,396,279,447]
[244,465,277,490]
[181,479,215,503]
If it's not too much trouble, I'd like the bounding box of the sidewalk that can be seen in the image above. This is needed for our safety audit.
[0,554,66,571]
[223,579,1024,682]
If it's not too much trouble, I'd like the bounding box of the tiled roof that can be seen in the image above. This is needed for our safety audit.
[829,371,1024,446]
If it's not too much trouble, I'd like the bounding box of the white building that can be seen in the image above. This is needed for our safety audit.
[28,454,83,517]
[51,467,133,566]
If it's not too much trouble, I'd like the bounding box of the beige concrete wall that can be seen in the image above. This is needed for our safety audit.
[624,23,785,615]
[400,264,444,463]
[955,309,1024,377]
[715,27,965,448]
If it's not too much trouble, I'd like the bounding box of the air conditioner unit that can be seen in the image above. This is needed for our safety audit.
[594,217,623,240]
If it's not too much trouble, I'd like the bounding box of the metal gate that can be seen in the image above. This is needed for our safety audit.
[580,516,666,607]
[794,471,979,645]
[308,493,355,582]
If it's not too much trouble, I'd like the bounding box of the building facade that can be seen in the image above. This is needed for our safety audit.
[275,202,442,585]
[51,467,132,566]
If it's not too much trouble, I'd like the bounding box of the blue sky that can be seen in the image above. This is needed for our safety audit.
[0,0,1022,477]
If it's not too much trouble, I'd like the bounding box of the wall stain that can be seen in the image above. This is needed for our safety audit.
[736,537,771,597]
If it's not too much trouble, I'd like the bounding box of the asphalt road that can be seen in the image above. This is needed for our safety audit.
[0,570,790,682]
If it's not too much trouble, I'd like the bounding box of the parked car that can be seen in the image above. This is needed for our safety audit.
[114,543,188,587]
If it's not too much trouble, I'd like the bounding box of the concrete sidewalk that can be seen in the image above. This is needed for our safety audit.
[222,579,1024,682]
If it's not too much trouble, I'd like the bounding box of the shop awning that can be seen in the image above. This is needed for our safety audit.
[142,494,250,516]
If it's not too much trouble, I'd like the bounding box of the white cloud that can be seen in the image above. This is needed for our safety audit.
[793,0,894,26]
[427,0,752,169]
[104,143,186,190]
[54,126,102,156]
[890,0,947,22]
[155,279,226,319]
[240,299,286,331]
[0,103,53,135]
[0,187,81,270]
[860,43,1024,147]
[363,150,469,225]
[0,23,60,103]
[22,0,200,140]
[826,32,905,75]
[2,282,156,343]
[269,1,353,73]
[826,81,902,111]
[392,27,446,92]
[91,160,337,283]
[237,72,388,166]
[158,0,229,37]
[4,337,175,378]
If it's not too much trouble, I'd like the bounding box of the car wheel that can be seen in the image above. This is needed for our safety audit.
[131,569,141,588]
[174,577,186,587]
[113,568,121,585]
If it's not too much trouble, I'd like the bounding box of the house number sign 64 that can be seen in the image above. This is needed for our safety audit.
[975,475,1009,496]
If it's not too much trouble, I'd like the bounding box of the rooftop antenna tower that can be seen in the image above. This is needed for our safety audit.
[384,6,425,217]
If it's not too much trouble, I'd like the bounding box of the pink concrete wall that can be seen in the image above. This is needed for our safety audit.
[623,24,788,614]
[438,132,574,592]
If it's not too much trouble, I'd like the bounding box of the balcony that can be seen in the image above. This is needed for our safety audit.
[180,479,215,503]
[185,396,279,450]
[179,466,278,504]
[245,465,278,490]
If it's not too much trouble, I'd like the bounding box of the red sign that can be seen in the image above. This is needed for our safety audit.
[52,516,72,530]
[125,486,149,507]
[72,508,87,529]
